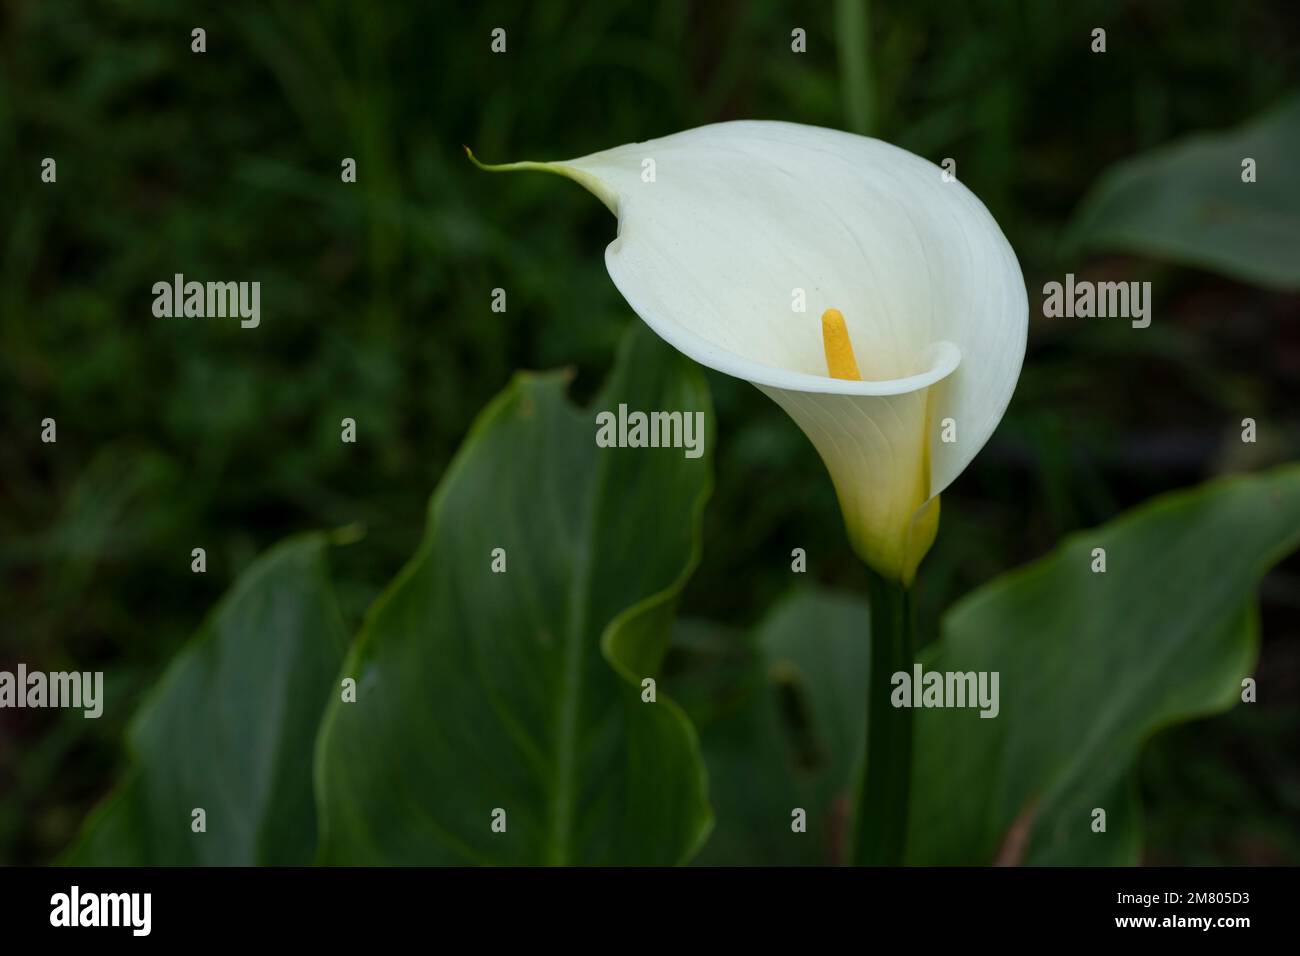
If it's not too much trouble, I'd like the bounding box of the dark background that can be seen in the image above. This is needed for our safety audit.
[1,0,1297,865]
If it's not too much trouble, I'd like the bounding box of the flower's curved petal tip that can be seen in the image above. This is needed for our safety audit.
[464,145,499,172]
[471,152,619,214]
[462,146,522,173]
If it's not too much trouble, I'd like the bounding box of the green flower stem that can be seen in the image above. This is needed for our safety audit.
[851,571,915,866]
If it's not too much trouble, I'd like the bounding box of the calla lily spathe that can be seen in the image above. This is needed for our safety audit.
[475,121,1027,582]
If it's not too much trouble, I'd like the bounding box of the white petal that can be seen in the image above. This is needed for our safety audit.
[479,122,1026,579]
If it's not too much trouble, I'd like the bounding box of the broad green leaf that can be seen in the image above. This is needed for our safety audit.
[908,465,1300,864]
[685,465,1300,865]
[63,534,348,865]
[1065,93,1300,290]
[315,325,713,865]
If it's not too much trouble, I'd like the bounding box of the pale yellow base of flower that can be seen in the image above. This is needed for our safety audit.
[838,468,939,586]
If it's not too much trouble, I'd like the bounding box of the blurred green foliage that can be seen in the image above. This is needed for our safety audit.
[1067,93,1300,290]
[1,0,1297,864]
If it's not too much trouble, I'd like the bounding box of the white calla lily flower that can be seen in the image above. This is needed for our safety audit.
[473,121,1027,583]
